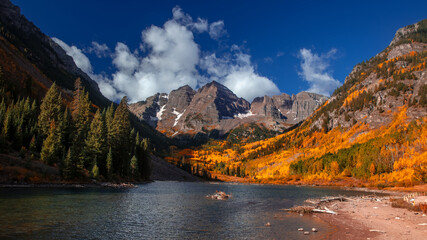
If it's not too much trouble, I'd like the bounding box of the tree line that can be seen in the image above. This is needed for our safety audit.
[0,75,151,182]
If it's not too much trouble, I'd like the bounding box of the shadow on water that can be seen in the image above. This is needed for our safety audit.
[0,182,383,239]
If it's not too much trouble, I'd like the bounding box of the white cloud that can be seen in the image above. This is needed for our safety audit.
[209,20,226,40]
[172,6,208,33]
[52,37,121,100]
[193,18,208,32]
[298,48,341,96]
[53,7,281,103]
[200,46,280,101]
[87,41,110,58]
[112,43,139,74]
[52,37,93,74]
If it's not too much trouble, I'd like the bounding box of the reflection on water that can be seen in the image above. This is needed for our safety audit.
[0,182,377,239]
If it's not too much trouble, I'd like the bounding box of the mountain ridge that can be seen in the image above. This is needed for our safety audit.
[129,81,328,139]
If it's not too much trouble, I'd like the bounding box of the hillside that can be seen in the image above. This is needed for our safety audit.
[0,0,193,183]
[169,19,427,187]
[0,0,172,153]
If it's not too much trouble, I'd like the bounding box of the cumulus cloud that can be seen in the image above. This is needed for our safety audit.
[201,45,280,101]
[52,37,93,73]
[108,17,201,102]
[54,6,280,103]
[52,37,121,100]
[298,48,341,96]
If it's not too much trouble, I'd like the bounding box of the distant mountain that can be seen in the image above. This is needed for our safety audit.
[129,81,327,139]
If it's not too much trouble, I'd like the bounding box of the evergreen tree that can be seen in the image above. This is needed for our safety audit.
[140,138,152,180]
[38,83,63,138]
[106,147,113,178]
[105,103,115,148]
[91,158,100,179]
[111,96,131,177]
[2,107,12,140]
[71,83,92,170]
[60,107,72,151]
[85,109,107,173]
[41,120,62,165]
[62,148,75,180]
[130,155,138,179]
[71,78,83,119]
[0,98,6,133]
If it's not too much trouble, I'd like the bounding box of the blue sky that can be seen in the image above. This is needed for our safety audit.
[12,0,427,102]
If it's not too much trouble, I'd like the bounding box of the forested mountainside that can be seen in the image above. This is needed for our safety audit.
[0,0,171,153]
[0,0,189,183]
[166,19,427,187]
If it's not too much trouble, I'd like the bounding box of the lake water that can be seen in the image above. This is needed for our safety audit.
[0,182,378,239]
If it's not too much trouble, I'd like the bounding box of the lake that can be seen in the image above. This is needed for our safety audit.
[0,181,378,239]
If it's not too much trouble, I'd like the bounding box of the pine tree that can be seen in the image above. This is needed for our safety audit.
[105,103,115,148]
[111,96,131,177]
[62,148,75,180]
[38,83,63,138]
[130,155,138,179]
[0,98,6,133]
[91,158,100,179]
[41,120,62,165]
[71,78,83,120]
[71,84,92,170]
[106,147,113,178]
[85,109,106,172]
[60,108,72,151]
[140,138,152,180]
[2,107,12,140]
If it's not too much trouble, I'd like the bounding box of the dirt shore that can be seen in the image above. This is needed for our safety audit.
[316,196,427,239]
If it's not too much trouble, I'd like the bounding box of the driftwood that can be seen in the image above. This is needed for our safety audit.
[313,207,337,215]
[281,206,337,215]
[305,196,354,205]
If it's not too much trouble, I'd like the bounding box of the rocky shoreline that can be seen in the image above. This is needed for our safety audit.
[291,194,427,239]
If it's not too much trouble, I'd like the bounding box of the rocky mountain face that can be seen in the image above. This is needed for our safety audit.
[251,92,327,124]
[311,19,427,132]
[129,81,327,138]
[0,0,110,107]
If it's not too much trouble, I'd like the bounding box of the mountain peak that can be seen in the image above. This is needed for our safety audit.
[389,19,427,46]
[129,81,328,138]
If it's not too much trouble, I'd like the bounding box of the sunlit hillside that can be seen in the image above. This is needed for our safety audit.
[167,20,427,187]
